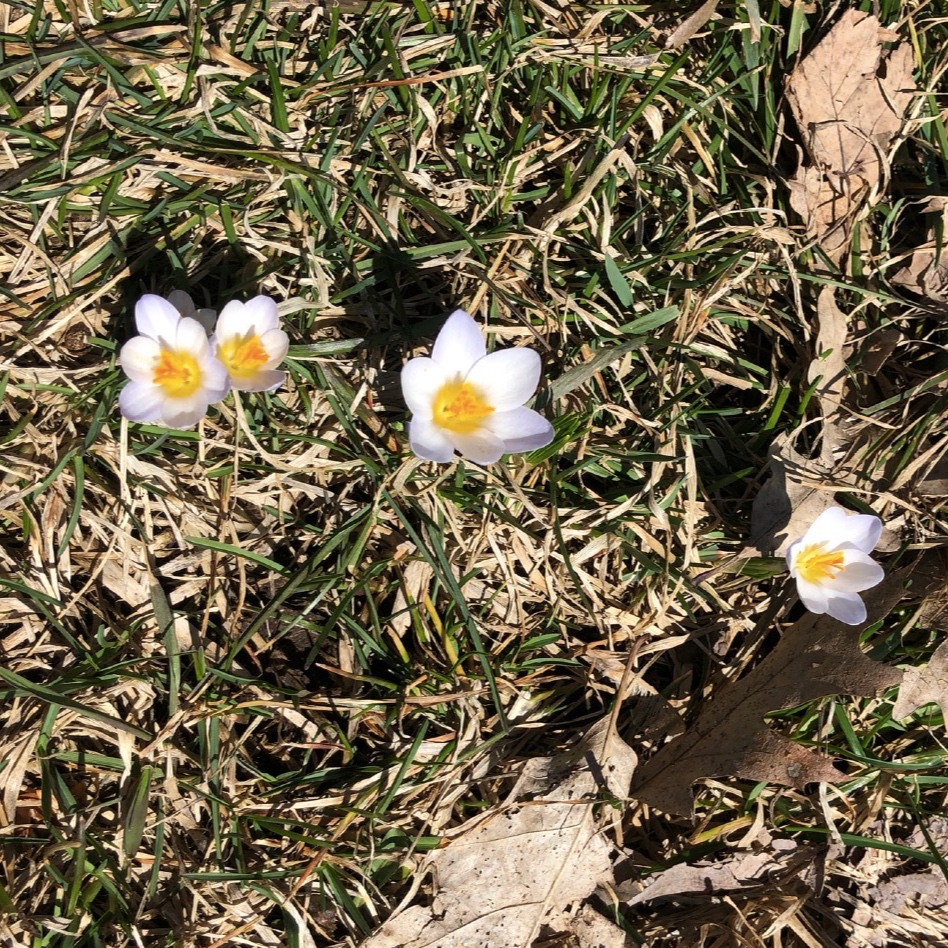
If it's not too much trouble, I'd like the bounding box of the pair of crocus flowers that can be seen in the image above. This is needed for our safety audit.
[119,292,289,429]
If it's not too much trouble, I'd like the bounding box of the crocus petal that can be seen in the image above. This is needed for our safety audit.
[825,591,867,626]
[214,300,256,340]
[401,357,449,418]
[175,316,211,356]
[135,294,183,343]
[795,577,828,615]
[167,289,196,319]
[199,356,232,401]
[431,310,486,375]
[161,392,210,429]
[119,336,160,383]
[231,369,285,393]
[242,295,280,332]
[450,429,507,465]
[834,514,883,554]
[464,347,542,411]
[259,328,290,366]
[119,381,165,423]
[409,417,457,462]
[215,297,279,340]
[831,551,885,593]
[800,506,881,553]
[785,537,803,574]
[483,407,554,453]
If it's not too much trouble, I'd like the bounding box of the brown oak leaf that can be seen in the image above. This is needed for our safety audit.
[786,10,916,265]
[630,555,942,818]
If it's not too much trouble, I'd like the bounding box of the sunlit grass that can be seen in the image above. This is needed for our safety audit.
[1,0,948,945]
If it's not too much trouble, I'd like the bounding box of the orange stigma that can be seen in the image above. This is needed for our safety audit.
[218,333,269,379]
[153,349,202,398]
[795,544,845,584]
[432,380,494,434]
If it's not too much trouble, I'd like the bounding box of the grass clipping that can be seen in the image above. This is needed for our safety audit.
[366,720,635,948]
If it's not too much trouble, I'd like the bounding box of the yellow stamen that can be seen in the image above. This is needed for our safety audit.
[795,543,845,584]
[432,379,494,434]
[218,333,269,379]
[153,349,202,398]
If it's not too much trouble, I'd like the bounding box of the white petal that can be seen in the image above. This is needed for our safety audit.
[451,429,506,465]
[259,328,289,365]
[796,506,881,554]
[135,295,182,343]
[795,577,828,614]
[215,296,279,340]
[161,392,210,429]
[119,335,160,383]
[431,310,486,375]
[231,370,285,393]
[167,289,196,318]
[199,356,232,401]
[214,300,256,340]
[785,537,802,575]
[835,514,883,553]
[832,551,885,593]
[119,381,165,423]
[175,316,210,356]
[482,407,554,454]
[242,295,280,332]
[401,357,449,418]
[409,417,457,462]
[825,592,867,626]
[464,348,542,411]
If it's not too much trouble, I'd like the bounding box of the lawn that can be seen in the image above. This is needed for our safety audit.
[1,0,947,945]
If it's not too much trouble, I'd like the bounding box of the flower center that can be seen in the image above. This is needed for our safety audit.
[432,379,494,434]
[795,543,845,584]
[218,333,269,379]
[153,348,202,398]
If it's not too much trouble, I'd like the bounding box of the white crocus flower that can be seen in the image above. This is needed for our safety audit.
[400,309,554,464]
[119,294,230,429]
[786,506,885,625]
[211,295,289,392]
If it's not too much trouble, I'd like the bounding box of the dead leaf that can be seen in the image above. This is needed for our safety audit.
[365,720,636,947]
[892,639,948,724]
[786,10,916,265]
[750,429,900,557]
[808,286,849,418]
[665,0,720,49]
[891,243,948,304]
[626,839,800,907]
[749,432,837,556]
[630,555,942,817]
[567,904,629,947]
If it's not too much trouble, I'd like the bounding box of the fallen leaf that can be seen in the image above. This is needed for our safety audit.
[892,638,948,725]
[626,839,800,907]
[786,10,916,265]
[665,0,720,49]
[871,871,948,914]
[567,904,629,948]
[749,432,837,556]
[630,555,942,818]
[364,720,636,947]
[808,286,849,419]
[750,429,900,557]
[891,243,948,304]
